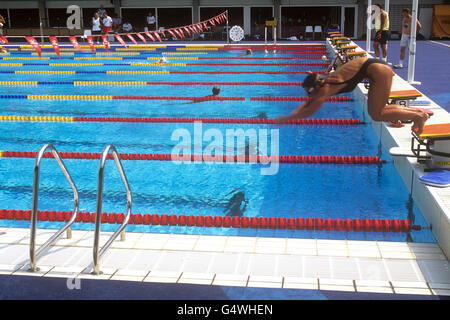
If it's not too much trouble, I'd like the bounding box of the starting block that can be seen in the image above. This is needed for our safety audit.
[340,45,358,52]
[413,123,450,170]
[390,123,450,172]
[346,51,367,61]
[389,90,422,107]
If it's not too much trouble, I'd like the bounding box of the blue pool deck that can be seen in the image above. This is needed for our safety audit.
[0,41,449,300]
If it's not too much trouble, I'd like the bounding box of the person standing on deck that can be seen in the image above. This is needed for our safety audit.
[373,4,390,63]
[394,8,422,69]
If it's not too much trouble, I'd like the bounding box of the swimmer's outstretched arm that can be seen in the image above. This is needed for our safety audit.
[275,94,327,123]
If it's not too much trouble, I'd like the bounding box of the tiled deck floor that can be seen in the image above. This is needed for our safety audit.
[1,227,449,296]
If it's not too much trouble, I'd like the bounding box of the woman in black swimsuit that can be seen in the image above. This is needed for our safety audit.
[277,57,429,134]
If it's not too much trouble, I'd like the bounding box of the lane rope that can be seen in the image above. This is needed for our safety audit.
[0,209,419,233]
[0,150,383,164]
[0,115,362,125]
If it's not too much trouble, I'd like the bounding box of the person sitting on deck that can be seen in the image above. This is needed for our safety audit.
[276,57,429,134]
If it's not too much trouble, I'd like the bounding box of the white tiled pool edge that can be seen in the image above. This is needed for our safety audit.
[326,40,450,258]
[0,227,449,296]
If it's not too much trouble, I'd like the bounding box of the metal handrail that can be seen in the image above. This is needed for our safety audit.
[29,144,79,272]
[92,145,132,275]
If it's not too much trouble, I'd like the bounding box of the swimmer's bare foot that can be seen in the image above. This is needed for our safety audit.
[412,113,429,135]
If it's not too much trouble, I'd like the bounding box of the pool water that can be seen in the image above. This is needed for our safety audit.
[0,45,436,243]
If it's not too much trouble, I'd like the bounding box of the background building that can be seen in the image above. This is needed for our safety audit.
[0,0,447,40]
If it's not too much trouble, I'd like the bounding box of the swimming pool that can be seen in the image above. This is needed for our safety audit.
[0,44,436,243]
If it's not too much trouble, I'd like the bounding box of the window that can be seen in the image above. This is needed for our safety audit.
[121,8,156,30]
[9,9,40,28]
[157,8,192,29]
[48,8,69,28]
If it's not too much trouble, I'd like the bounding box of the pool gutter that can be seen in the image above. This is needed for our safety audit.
[326,40,450,258]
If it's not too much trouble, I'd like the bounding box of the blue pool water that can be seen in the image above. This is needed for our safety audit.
[0,45,436,243]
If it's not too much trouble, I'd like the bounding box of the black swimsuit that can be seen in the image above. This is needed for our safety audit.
[326,58,388,94]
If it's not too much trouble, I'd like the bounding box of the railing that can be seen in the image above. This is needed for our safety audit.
[92,145,132,275]
[29,144,79,272]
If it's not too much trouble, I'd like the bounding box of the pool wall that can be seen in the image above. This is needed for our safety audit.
[326,40,450,258]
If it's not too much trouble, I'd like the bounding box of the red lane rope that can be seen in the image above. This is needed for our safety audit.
[197,56,329,60]
[70,117,362,125]
[170,71,327,74]
[1,151,382,164]
[251,96,353,102]
[185,62,328,67]
[0,209,420,233]
[110,95,245,101]
[144,81,304,86]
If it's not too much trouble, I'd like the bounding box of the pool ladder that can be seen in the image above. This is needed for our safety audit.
[29,144,79,272]
[28,144,132,275]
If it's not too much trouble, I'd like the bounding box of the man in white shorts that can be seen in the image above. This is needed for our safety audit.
[394,8,422,69]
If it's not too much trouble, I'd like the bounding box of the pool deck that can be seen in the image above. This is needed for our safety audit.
[0,41,449,299]
[0,227,449,298]
[335,40,450,260]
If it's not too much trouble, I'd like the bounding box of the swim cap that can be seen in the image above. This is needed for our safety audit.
[212,86,220,95]
[302,73,324,89]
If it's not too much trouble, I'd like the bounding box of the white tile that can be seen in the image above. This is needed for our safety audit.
[178,278,213,285]
[0,264,23,274]
[223,245,255,253]
[320,278,354,286]
[249,275,282,283]
[415,259,450,283]
[110,275,144,282]
[283,282,318,290]
[357,259,390,281]
[76,273,112,280]
[276,256,303,277]
[318,249,348,257]
[180,272,215,281]
[208,253,244,274]
[303,256,331,278]
[431,289,450,296]
[320,284,355,292]
[348,250,381,258]
[355,280,391,288]
[255,246,286,255]
[247,281,282,288]
[247,254,277,276]
[46,266,85,277]
[330,257,360,280]
[394,287,432,295]
[114,268,149,277]
[380,251,414,259]
[285,248,317,255]
[357,286,394,294]
[181,252,214,273]
[214,274,248,282]
[163,238,197,251]
[391,281,428,289]
[146,270,181,280]
[150,251,186,272]
[384,259,425,282]
[428,282,450,290]
[14,265,53,277]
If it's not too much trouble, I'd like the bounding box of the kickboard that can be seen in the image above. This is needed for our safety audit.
[389,147,416,157]
[419,170,450,187]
